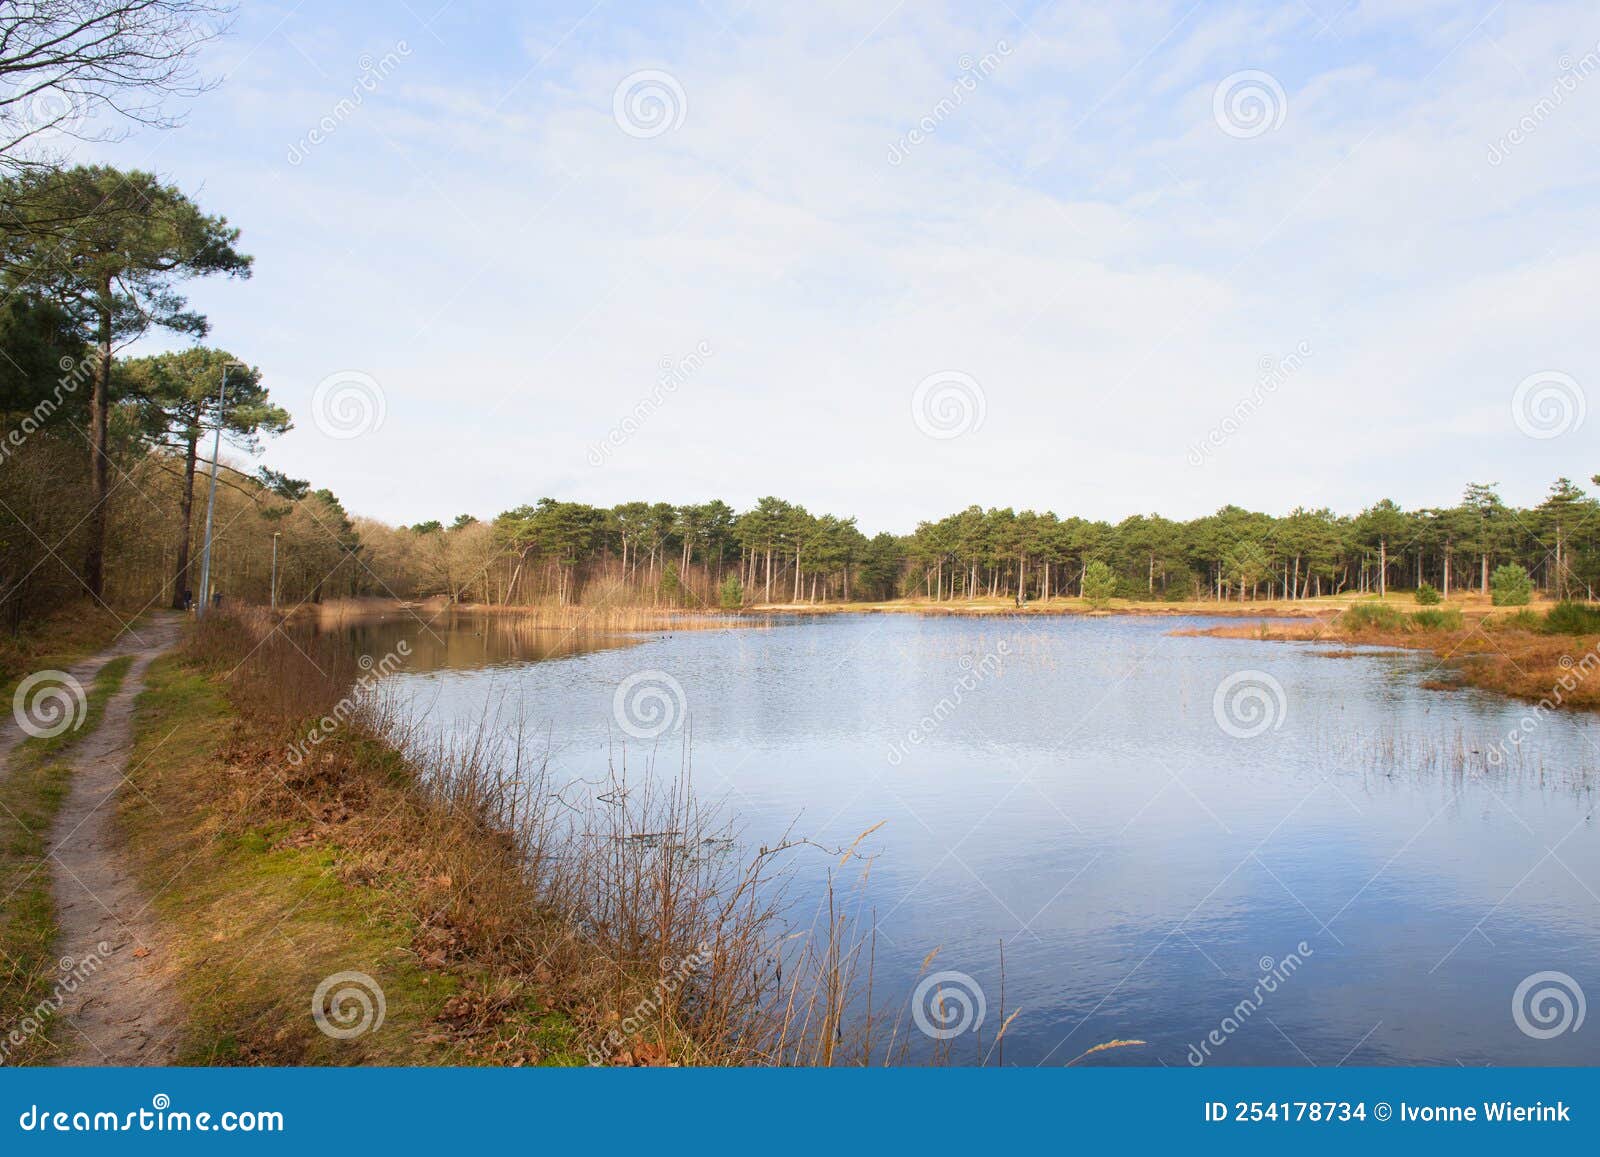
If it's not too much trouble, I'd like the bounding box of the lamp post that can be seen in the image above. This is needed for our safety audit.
[196,361,247,618]
[271,531,281,612]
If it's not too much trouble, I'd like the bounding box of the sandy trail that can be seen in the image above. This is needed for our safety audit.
[1,618,172,770]
[33,613,186,1065]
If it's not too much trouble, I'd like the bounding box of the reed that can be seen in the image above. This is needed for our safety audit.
[1176,614,1600,713]
[309,597,768,636]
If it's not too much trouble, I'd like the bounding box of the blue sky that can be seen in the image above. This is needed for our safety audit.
[72,0,1599,532]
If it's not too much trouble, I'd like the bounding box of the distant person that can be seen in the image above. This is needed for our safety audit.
[212,590,222,609]
[182,589,193,612]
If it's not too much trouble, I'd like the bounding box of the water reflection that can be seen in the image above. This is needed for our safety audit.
[309,608,634,671]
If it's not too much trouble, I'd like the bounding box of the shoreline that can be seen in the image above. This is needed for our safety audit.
[115,610,868,1067]
[290,592,1597,715]
[1175,615,1600,713]
[306,592,1520,625]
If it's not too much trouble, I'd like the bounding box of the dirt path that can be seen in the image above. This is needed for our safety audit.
[0,618,171,771]
[41,613,186,1065]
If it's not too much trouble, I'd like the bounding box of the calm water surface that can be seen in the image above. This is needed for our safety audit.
[331,611,1600,1066]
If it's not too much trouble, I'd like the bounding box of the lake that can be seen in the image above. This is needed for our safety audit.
[326,610,1599,1066]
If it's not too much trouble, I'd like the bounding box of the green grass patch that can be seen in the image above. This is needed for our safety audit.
[1411,608,1464,631]
[1489,608,1545,632]
[0,655,133,1064]
[1341,603,1409,632]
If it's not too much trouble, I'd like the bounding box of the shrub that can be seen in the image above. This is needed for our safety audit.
[1414,582,1441,605]
[1544,601,1600,635]
[1411,608,1463,631]
[1343,603,1407,632]
[718,574,744,611]
[1490,608,1543,632]
[1080,560,1117,607]
[1490,564,1532,606]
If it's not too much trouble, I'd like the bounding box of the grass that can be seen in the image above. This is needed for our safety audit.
[119,648,587,1065]
[1490,608,1545,632]
[1543,601,1600,636]
[311,597,764,634]
[753,589,1537,620]
[1342,603,1409,631]
[1410,608,1464,631]
[1179,599,1600,711]
[0,655,133,1065]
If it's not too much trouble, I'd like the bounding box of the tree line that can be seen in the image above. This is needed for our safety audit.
[346,481,1597,611]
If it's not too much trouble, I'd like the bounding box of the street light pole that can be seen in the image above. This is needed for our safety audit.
[196,362,243,618]
[271,531,281,612]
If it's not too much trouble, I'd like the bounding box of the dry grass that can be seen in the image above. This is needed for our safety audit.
[753,590,1532,620]
[1452,634,1600,709]
[124,635,563,1064]
[308,597,765,635]
[1176,602,1600,712]
[0,600,142,696]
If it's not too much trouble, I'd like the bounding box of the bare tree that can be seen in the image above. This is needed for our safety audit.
[0,1,230,166]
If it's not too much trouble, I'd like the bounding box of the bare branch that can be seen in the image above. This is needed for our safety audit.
[0,1,233,168]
